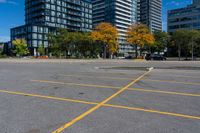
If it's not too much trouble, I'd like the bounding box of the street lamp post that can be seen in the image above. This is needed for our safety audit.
[191,14,195,61]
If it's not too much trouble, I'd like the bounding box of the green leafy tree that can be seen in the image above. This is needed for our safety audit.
[12,39,29,57]
[188,30,200,60]
[151,31,169,54]
[48,32,60,57]
[0,43,3,55]
[48,28,111,58]
[38,44,45,56]
[75,32,102,58]
[171,30,200,60]
[171,30,188,60]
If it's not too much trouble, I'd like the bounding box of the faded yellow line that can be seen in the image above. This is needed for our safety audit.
[52,70,151,133]
[60,74,133,80]
[104,104,200,120]
[0,89,200,121]
[59,74,200,86]
[153,74,200,79]
[144,79,200,86]
[31,80,120,89]
[128,88,200,97]
[31,80,200,97]
[0,89,98,105]
[61,73,200,80]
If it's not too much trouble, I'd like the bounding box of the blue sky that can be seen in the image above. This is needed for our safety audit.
[0,0,192,42]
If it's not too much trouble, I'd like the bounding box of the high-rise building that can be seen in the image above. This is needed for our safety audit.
[93,0,138,54]
[137,0,162,32]
[93,0,162,55]
[11,0,92,55]
[193,0,200,5]
[11,0,162,56]
[168,0,200,33]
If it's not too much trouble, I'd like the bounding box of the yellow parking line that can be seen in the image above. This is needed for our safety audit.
[128,88,200,97]
[152,74,200,79]
[144,79,200,86]
[30,80,120,89]
[52,70,151,133]
[61,73,200,81]
[0,89,98,105]
[60,74,133,80]
[0,89,200,122]
[104,104,200,120]
[59,74,200,86]
[31,80,200,97]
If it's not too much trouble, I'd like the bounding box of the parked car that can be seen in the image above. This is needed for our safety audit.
[145,54,166,61]
[125,55,134,59]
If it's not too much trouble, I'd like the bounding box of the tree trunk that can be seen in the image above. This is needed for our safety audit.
[65,50,68,59]
[178,44,181,61]
[110,53,113,59]
[191,42,194,61]
[103,44,107,59]
[135,45,138,58]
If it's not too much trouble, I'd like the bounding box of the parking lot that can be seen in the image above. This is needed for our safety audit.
[0,59,200,133]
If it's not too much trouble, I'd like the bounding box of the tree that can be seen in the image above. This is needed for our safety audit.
[171,30,200,60]
[91,22,118,58]
[75,32,102,58]
[188,30,200,60]
[171,30,188,60]
[48,32,60,57]
[48,28,70,58]
[151,31,169,54]
[195,33,200,57]
[0,43,3,55]
[12,39,29,57]
[126,24,155,58]
[38,44,45,56]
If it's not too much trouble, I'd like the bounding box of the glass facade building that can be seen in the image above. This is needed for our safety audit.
[168,1,200,33]
[92,0,138,54]
[193,0,200,5]
[11,0,92,55]
[137,0,162,32]
[93,0,162,55]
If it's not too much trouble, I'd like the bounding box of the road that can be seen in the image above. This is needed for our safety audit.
[0,59,200,133]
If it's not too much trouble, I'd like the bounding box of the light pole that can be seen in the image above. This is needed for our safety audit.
[192,35,194,61]
[191,14,194,61]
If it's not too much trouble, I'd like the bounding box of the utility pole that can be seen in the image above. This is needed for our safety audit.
[192,36,194,61]
[191,12,194,61]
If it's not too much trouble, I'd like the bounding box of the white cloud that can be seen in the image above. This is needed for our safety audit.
[0,0,18,5]
[0,36,10,42]
[0,0,6,2]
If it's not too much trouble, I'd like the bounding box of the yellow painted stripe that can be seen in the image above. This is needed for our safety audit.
[61,73,200,81]
[31,80,200,97]
[0,89,200,121]
[128,88,200,97]
[144,79,200,86]
[30,80,120,89]
[0,89,98,105]
[60,74,200,86]
[52,70,151,133]
[152,74,200,79]
[60,74,133,80]
[104,104,200,120]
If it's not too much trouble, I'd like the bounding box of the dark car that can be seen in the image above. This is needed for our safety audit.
[145,54,166,61]
[125,55,134,59]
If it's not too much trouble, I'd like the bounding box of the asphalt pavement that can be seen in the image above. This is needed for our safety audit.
[0,59,200,133]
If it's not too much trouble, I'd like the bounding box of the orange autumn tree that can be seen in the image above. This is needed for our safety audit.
[91,22,118,58]
[126,24,155,58]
